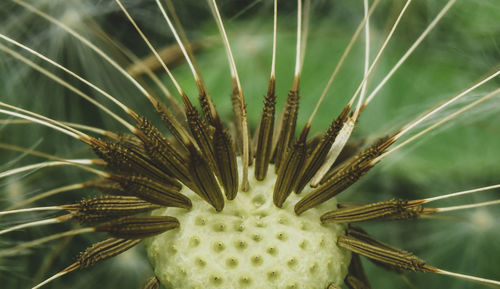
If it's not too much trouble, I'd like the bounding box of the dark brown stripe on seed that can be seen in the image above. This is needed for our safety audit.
[63,195,162,225]
[182,94,218,174]
[198,85,216,126]
[255,76,277,181]
[186,143,224,211]
[295,135,395,215]
[154,100,190,146]
[141,277,160,289]
[114,175,191,209]
[273,126,308,207]
[77,238,141,269]
[230,81,244,155]
[90,137,180,188]
[294,106,350,194]
[86,178,126,195]
[321,199,426,223]
[273,88,299,171]
[213,119,239,200]
[95,216,179,239]
[338,228,436,273]
[135,118,191,187]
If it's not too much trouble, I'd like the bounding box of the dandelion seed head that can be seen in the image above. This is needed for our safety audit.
[0,1,499,289]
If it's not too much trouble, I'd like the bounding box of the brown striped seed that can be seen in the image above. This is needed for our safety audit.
[295,135,396,215]
[338,228,436,273]
[63,195,162,224]
[95,216,179,239]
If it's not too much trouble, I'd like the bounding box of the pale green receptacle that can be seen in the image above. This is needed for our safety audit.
[145,161,351,289]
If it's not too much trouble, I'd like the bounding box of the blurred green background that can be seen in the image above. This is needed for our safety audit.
[1,0,499,288]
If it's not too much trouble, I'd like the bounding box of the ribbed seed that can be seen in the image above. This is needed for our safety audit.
[338,228,436,273]
[114,175,191,209]
[348,229,406,274]
[77,238,141,269]
[183,94,218,174]
[134,118,192,187]
[273,127,308,207]
[90,138,179,187]
[319,141,363,185]
[294,106,350,194]
[87,178,126,195]
[95,216,179,239]
[231,82,244,154]
[63,195,161,224]
[273,89,299,171]
[141,277,160,289]
[255,77,276,181]
[187,143,224,211]
[198,87,216,126]
[193,82,239,199]
[154,100,190,146]
[305,134,322,157]
[118,134,148,155]
[213,119,239,200]
[321,199,428,223]
[295,136,395,215]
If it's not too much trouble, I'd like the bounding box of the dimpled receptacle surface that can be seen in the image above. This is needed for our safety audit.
[145,163,351,289]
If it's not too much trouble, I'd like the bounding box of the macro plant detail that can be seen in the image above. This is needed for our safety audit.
[0,0,499,289]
